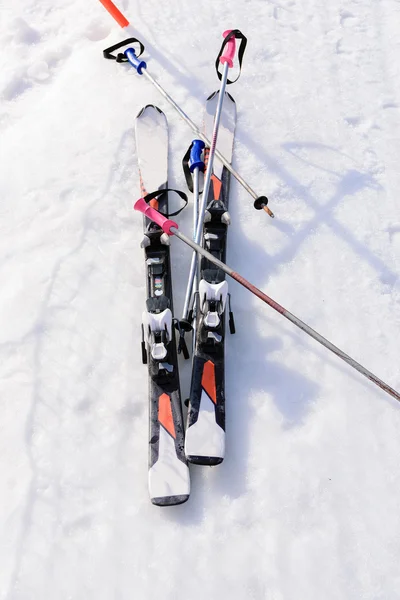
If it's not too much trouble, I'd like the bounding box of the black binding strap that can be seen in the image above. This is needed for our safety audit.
[143,189,188,217]
[103,38,145,63]
[215,29,247,84]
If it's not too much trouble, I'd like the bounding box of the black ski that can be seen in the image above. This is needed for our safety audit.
[184,92,237,465]
[135,105,190,505]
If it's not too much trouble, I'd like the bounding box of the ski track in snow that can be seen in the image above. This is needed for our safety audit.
[1,0,400,598]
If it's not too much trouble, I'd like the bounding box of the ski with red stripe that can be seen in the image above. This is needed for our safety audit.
[135,105,190,505]
[184,92,237,465]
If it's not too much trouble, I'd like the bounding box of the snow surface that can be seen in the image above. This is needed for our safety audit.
[1,0,400,598]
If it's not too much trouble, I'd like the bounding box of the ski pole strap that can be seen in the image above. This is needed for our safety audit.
[143,189,188,217]
[182,140,205,193]
[103,37,145,62]
[215,29,247,84]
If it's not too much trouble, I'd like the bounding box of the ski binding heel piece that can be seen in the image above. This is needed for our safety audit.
[142,308,172,360]
[199,280,228,328]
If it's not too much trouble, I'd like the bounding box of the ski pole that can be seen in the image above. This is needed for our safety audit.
[180,140,205,324]
[189,141,205,353]
[103,33,274,217]
[181,36,235,330]
[177,140,205,357]
[134,196,400,404]
[98,0,129,28]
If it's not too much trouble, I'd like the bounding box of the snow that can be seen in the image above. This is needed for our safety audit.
[1,0,400,598]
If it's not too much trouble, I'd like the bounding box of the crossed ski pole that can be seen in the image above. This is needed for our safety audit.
[134,196,400,405]
[100,0,400,405]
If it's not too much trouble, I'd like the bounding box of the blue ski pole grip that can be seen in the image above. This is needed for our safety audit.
[124,48,147,74]
[189,139,205,172]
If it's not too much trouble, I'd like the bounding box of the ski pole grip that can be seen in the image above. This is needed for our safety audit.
[219,30,236,68]
[125,48,147,74]
[134,198,178,235]
[189,140,205,173]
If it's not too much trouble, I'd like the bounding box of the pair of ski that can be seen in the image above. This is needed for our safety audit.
[135,92,236,505]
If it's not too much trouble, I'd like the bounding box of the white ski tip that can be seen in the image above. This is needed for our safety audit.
[135,105,168,193]
[149,427,190,506]
[185,389,225,466]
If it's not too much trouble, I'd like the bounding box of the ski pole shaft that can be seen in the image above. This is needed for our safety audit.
[192,166,200,292]
[195,61,229,242]
[98,0,129,27]
[181,140,205,320]
[134,197,400,404]
[182,61,230,323]
[180,139,205,352]
[181,165,200,321]
[191,166,200,352]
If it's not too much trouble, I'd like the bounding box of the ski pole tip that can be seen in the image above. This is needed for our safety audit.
[253,196,274,218]
[264,206,274,218]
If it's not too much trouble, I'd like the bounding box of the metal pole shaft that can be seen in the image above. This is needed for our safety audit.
[181,62,230,323]
[191,167,200,353]
[142,69,273,215]
[181,167,200,321]
[171,227,400,404]
[192,167,200,296]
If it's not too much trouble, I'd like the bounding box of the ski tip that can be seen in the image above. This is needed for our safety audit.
[206,91,218,101]
[151,494,190,507]
[186,455,224,467]
[136,104,164,119]
[206,90,236,103]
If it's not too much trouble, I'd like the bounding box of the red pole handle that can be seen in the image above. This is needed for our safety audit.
[134,198,178,235]
[219,30,236,68]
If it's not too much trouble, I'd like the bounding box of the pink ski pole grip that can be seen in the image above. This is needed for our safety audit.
[219,30,236,68]
[134,198,178,235]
